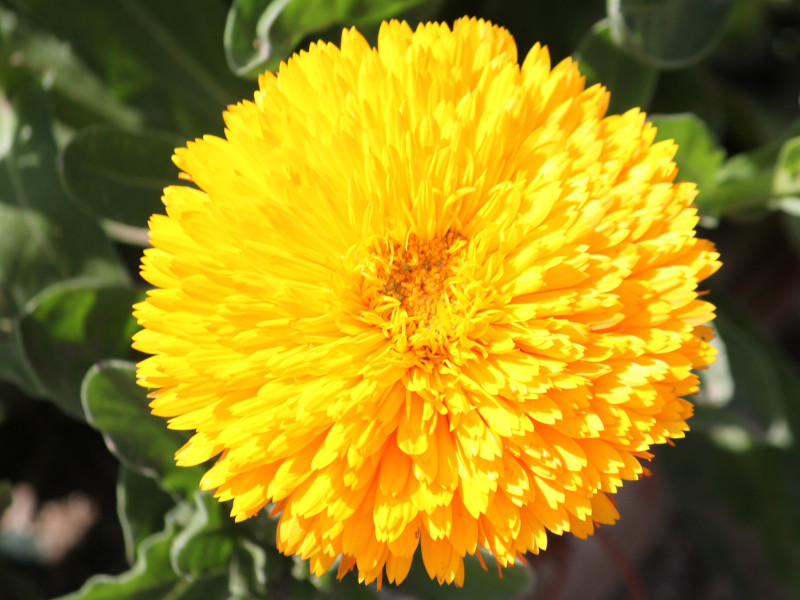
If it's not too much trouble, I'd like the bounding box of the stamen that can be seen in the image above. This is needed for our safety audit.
[373,230,466,340]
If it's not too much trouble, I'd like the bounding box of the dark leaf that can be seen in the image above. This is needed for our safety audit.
[0,74,127,393]
[396,549,534,600]
[8,0,254,137]
[0,328,40,397]
[0,7,142,130]
[17,282,144,419]
[0,77,128,317]
[81,360,205,498]
[224,0,430,78]
[117,467,176,564]
[692,299,800,450]
[59,517,230,600]
[171,491,236,578]
[59,126,181,239]
[607,0,735,69]
[228,539,269,599]
[574,20,658,115]
[664,435,800,595]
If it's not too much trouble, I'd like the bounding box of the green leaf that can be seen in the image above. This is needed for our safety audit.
[707,121,800,217]
[693,299,799,451]
[171,491,236,578]
[710,154,777,216]
[773,135,800,198]
[396,549,534,600]
[228,539,269,599]
[224,0,429,78]
[574,20,658,114]
[59,516,230,600]
[0,327,40,397]
[650,113,725,217]
[0,74,127,393]
[0,76,128,317]
[17,282,144,419]
[663,433,800,595]
[8,0,254,137]
[117,467,176,564]
[81,360,205,498]
[607,0,735,69]
[59,524,181,600]
[59,126,180,240]
[695,324,734,409]
[0,7,142,130]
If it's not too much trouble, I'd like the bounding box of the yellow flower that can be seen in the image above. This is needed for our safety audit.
[133,17,720,588]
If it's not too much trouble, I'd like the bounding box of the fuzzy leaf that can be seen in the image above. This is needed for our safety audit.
[0,74,127,393]
[81,360,204,498]
[117,467,176,564]
[0,7,142,130]
[171,491,236,578]
[228,539,269,599]
[224,0,430,78]
[59,519,230,600]
[773,135,800,198]
[607,0,734,69]
[59,126,180,240]
[574,20,658,114]
[17,282,144,418]
[7,0,253,137]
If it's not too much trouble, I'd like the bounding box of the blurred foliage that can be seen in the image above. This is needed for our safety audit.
[0,0,798,599]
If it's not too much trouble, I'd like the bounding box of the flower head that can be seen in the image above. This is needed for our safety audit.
[133,17,720,587]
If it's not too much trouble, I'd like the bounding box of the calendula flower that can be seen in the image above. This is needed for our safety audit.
[133,17,720,588]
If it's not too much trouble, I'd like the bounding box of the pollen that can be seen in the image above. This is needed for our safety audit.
[375,231,466,334]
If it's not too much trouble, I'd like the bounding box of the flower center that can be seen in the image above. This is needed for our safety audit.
[365,231,467,356]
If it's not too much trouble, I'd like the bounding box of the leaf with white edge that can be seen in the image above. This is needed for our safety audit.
[607,0,735,69]
[59,126,180,239]
[224,0,431,78]
[7,0,253,137]
[171,491,236,578]
[574,20,658,114]
[228,539,269,599]
[692,299,800,451]
[59,520,230,600]
[117,467,176,564]
[773,136,800,198]
[695,324,734,409]
[18,282,144,419]
[81,360,204,498]
[0,327,40,398]
[650,113,725,217]
[663,423,800,594]
[0,76,128,317]
[0,7,142,130]
[0,75,127,394]
[774,197,800,217]
[709,121,800,217]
